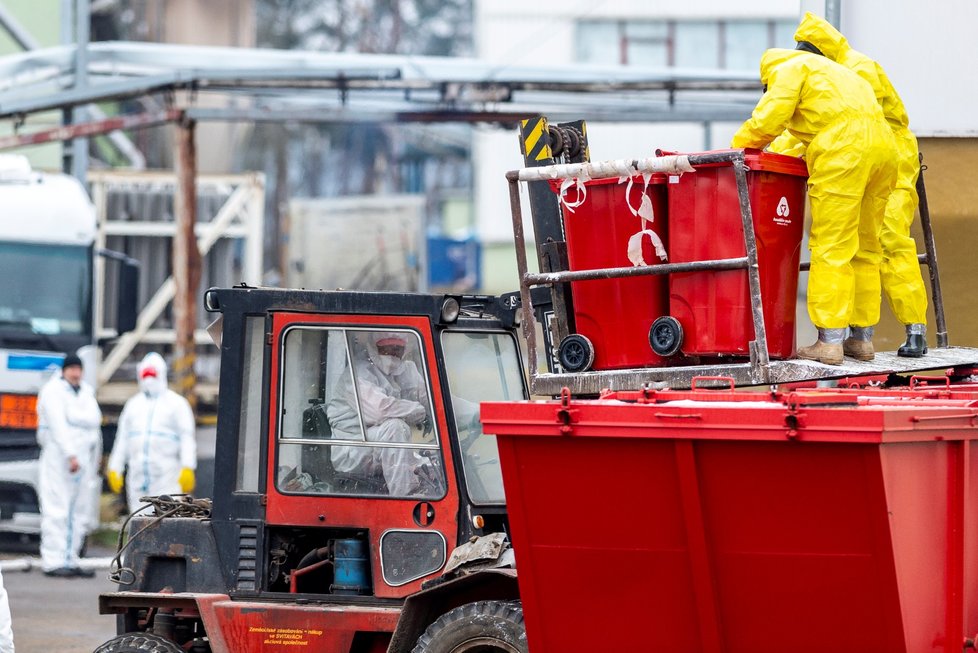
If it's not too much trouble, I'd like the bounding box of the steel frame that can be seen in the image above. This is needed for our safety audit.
[506,150,972,394]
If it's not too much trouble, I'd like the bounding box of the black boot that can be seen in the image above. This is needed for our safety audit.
[898,333,928,357]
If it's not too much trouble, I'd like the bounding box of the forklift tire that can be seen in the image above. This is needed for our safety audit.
[557,334,595,373]
[412,600,527,653]
[649,316,683,357]
[94,633,183,653]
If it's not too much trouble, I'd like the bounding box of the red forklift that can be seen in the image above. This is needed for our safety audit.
[96,287,531,652]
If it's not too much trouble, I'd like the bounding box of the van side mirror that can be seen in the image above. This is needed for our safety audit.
[117,257,139,334]
[98,249,141,337]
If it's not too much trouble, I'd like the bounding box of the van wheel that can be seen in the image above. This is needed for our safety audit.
[94,633,183,653]
[412,600,527,653]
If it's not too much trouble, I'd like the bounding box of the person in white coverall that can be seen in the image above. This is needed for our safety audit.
[0,567,13,652]
[107,353,197,513]
[35,354,101,577]
[327,333,437,496]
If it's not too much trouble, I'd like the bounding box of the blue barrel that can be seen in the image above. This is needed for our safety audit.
[331,538,369,594]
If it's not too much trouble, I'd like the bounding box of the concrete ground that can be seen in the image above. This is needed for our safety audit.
[3,544,118,651]
[0,425,219,651]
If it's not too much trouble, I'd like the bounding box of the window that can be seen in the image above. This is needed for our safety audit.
[276,327,445,499]
[235,316,265,492]
[441,331,526,505]
[0,242,92,339]
[576,18,797,70]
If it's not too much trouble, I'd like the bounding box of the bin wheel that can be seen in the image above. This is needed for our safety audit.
[94,633,183,653]
[558,334,595,373]
[650,316,683,357]
[412,600,527,653]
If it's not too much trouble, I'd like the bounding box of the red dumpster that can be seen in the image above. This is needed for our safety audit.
[484,387,978,653]
[665,148,808,359]
[549,175,671,371]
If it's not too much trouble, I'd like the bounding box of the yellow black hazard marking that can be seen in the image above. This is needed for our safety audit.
[521,118,552,163]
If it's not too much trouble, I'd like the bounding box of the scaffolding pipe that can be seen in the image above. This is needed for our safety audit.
[173,116,202,412]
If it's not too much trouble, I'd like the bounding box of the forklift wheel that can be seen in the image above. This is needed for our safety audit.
[557,334,595,373]
[649,316,683,357]
[412,600,527,653]
[94,633,183,653]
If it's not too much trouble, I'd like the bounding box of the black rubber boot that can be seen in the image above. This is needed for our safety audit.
[898,333,928,357]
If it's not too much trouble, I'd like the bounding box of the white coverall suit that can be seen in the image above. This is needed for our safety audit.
[36,374,102,573]
[108,353,197,513]
[328,335,430,496]
[0,567,14,652]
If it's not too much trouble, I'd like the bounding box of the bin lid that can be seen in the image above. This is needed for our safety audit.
[655,147,808,177]
[482,386,978,444]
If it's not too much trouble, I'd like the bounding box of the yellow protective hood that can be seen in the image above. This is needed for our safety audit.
[759,48,803,86]
[794,12,849,62]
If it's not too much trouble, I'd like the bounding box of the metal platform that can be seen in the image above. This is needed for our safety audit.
[530,346,978,395]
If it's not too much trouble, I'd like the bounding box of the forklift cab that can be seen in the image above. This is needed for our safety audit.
[219,289,528,601]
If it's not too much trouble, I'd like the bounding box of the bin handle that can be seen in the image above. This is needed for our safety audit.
[691,376,736,391]
[909,374,951,390]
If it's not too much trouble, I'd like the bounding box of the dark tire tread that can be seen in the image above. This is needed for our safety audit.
[94,633,183,653]
[412,600,527,653]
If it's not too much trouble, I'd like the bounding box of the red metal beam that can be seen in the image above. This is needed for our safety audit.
[0,108,183,151]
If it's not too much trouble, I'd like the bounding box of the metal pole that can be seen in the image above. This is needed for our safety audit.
[507,172,537,380]
[732,156,770,381]
[0,109,182,151]
[523,257,749,285]
[824,0,841,28]
[71,0,90,183]
[0,3,37,50]
[916,153,948,347]
[173,116,201,413]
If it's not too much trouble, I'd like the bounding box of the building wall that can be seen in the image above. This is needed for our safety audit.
[837,1,978,137]
[144,0,256,173]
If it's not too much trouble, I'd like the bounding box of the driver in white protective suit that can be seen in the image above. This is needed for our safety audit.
[107,353,197,513]
[35,354,101,578]
[327,333,435,496]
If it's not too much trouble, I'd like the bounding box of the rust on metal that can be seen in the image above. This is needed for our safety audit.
[173,116,202,412]
[916,154,948,347]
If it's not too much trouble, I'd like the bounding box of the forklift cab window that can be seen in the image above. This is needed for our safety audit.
[276,327,445,499]
[235,316,265,492]
[441,330,527,505]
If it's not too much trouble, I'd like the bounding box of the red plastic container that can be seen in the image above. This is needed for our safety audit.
[485,388,978,653]
[550,175,670,370]
[667,148,808,358]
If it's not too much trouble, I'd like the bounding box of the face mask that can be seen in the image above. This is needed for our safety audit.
[139,374,167,397]
[374,354,403,376]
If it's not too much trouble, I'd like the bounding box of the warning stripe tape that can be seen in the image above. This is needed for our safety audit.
[521,118,551,163]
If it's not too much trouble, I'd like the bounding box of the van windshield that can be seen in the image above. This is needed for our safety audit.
[441,330,526,505]
[0,242,92,343]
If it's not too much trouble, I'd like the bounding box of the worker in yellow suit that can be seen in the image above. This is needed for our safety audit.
[771,12,928,357]
[732,48,896,366]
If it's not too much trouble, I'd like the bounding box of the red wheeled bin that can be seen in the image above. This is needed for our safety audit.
[663,148,808,359]
[549,175,672,371]
[484,387,978,653]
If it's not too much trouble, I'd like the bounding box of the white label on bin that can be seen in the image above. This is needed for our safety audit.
[774,196,792,226]
[668,175,680,184]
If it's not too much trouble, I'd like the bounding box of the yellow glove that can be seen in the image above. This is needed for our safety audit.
[178,467,196,494]
[107,470,124,494]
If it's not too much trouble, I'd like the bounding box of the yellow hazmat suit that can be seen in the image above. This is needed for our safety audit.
[732,48,896,333]
[785,13,928,334]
